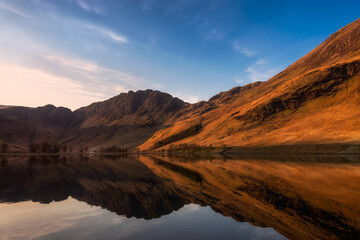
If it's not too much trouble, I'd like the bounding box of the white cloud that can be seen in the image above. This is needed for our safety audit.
[171,93,200,103]
[233,41,257,57]
[0,63,103,110]
[1,1,126,44]
[42,53,100,72]
[0,2,36,20]
[105,30,128,43]
[38,51,143,89]
[234,76,244,84]
[184,96,200,103]
[245,66,279,82]
[84,24,128,43]
[76,0,104,14]
[205,29,224,40]
[0,49,149,109]
[255,58,267,65]
[234,59,280,85]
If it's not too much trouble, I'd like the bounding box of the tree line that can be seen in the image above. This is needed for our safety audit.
[0,140,128,154]
[28,142,70,153]
[100,145,128,153]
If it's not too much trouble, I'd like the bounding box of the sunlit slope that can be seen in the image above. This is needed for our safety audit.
[140,19,360,150]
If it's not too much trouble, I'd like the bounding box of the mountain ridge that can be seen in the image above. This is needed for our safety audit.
[139,18,360,151]
[1,19,360,152]
[0,89,187,151]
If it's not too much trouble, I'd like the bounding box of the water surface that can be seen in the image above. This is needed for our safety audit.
[0,154,359,239]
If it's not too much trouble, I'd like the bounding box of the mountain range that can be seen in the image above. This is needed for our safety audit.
[1,19,360,152]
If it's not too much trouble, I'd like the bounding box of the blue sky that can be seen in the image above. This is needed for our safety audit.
[0,0,359,110]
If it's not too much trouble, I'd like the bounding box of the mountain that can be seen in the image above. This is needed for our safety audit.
[0,90,187,151]
[1,19,360,152]
[76,89,187,127]
[139,19,360,152]
[0,105,80,150]
[66,89,188,150]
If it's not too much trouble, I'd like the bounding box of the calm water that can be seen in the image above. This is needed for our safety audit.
[0,154,359,240]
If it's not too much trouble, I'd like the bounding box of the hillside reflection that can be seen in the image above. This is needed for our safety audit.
[0,154,359,239]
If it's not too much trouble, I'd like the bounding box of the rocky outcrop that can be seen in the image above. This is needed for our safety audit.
[76,89,188,127]
[209,82,262,104]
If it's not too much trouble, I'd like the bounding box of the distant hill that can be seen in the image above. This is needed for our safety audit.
[0,90,187,151]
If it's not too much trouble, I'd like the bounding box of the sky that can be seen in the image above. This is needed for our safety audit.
[0,0,359,110]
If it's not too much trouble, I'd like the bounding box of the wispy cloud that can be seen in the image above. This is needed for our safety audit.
[1,1,126,44]
[245,66,279,82]
[183,96,200,103]
[42,53,100,72]
[234,58,280,85]
[39,51,143,89]
[205,29,224,40]
[84,24,128,43]
[0,2,36,20]
[233,41,257,57]
[105,30,128,43]
[141,0,158,11]
[234,76,244,84]
[171,91,200,103]
[0,63,102,109]
[76,0,104,14]
[255,58,267,65]
[0,47,150,109]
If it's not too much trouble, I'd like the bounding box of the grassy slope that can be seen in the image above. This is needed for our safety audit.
[139,19,360,151]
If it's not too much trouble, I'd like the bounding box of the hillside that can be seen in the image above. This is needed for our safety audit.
[0,90,187,151]
[0,105,80,150]
[140,18,360,151]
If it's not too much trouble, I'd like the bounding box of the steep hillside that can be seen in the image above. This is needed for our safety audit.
[65,90,188,150]
[140,19,360,151]
[0,105,80,150]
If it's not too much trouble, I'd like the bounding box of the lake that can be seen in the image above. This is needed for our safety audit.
[0,154,359,239]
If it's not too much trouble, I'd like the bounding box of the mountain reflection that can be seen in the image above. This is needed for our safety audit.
[0,154,359,240]
[0,155,185,219]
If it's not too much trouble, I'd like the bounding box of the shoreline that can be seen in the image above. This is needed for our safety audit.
[1,143,360,156]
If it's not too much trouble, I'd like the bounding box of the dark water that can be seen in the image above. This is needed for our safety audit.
[0,154,359,240]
